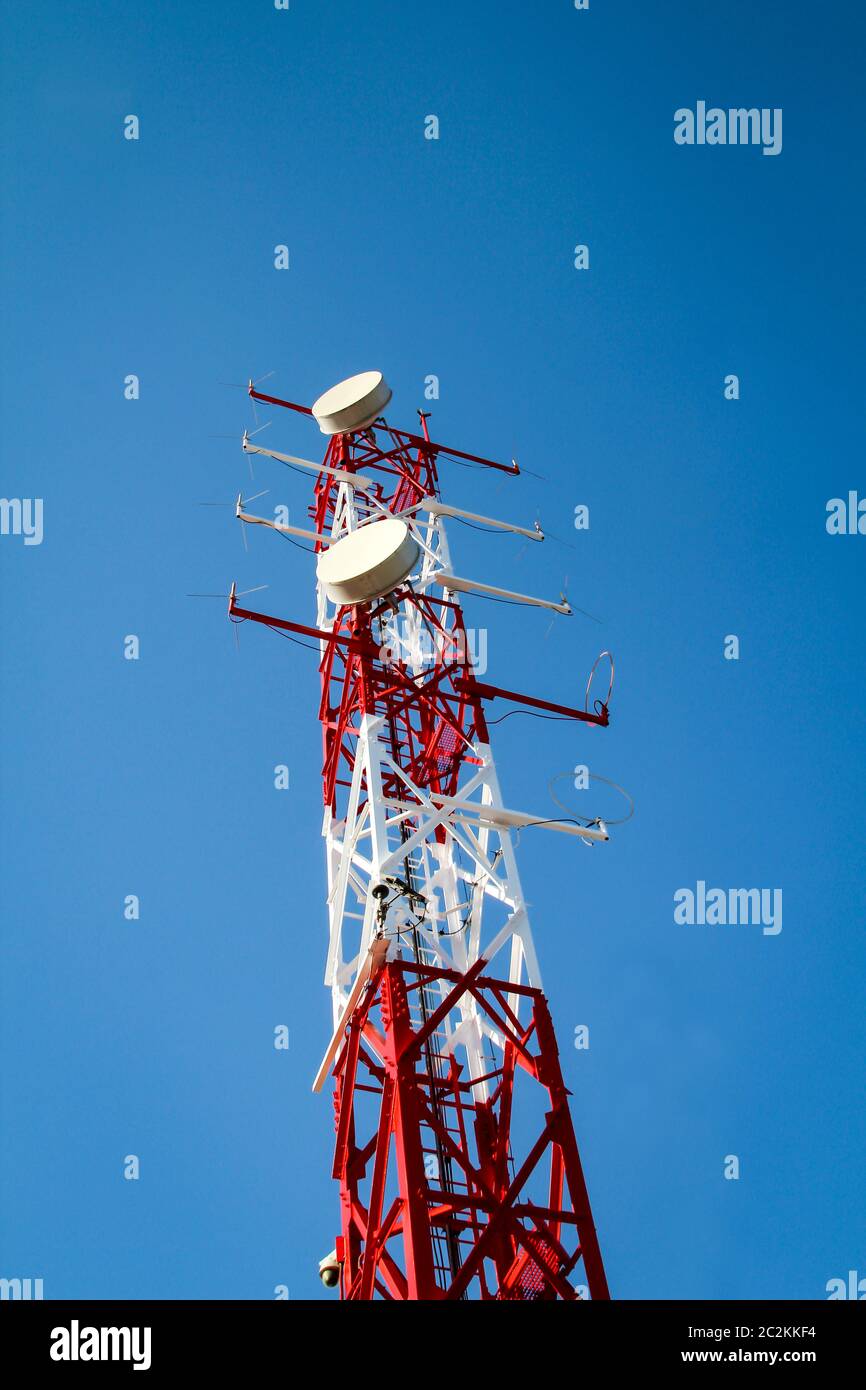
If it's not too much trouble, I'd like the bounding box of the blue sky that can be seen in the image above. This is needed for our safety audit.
[1,0,863,1300]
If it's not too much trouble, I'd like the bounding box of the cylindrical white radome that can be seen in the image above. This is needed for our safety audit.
[316,518,419,605]
[311,371,392,436]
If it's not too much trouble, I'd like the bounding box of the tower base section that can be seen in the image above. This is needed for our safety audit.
[329,958,610,1301]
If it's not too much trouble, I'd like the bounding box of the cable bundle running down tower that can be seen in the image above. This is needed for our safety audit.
[227,371,613,1301]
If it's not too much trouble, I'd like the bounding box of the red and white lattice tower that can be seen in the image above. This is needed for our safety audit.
[229,371,612,1301]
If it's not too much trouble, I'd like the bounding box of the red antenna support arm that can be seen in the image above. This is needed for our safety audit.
[458,678,610,728]
[229,596,372,656]
[248,384,519,476]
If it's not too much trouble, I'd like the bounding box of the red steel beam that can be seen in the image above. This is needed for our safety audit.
[229,598,372,655]
[248,384,519,475]
[461,677,610,726]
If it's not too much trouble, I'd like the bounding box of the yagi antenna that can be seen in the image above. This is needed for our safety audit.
[198,489,270,508]
[188,584,268,600]
[219,370,275,389]
[201,489,271,552]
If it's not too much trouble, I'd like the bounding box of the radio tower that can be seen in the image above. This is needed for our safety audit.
[228,371,613,1301]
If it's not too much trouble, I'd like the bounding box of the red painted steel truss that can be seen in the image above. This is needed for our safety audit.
[332,958,609,1301]
[239,385,611,1300]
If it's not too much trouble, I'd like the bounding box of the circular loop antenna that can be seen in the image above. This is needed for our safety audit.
[311,371,392,436]
[548,770,635,827]
[585,650,614,715]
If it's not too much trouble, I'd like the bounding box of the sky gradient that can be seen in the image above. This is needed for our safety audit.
[1,0,864,1300]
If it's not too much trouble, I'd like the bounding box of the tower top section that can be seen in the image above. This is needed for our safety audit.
[311,370,392,436]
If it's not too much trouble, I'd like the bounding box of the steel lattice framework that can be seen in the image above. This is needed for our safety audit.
[229,382,611,1300]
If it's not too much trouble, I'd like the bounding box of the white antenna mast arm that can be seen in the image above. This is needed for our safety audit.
[235,500,332,547]
[242,436,374,490]
[417,497,543,542]
[433,570,572,616]
[384,795,609,842]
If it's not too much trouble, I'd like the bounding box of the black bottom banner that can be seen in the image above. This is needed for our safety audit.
[1,1298,859,1375]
